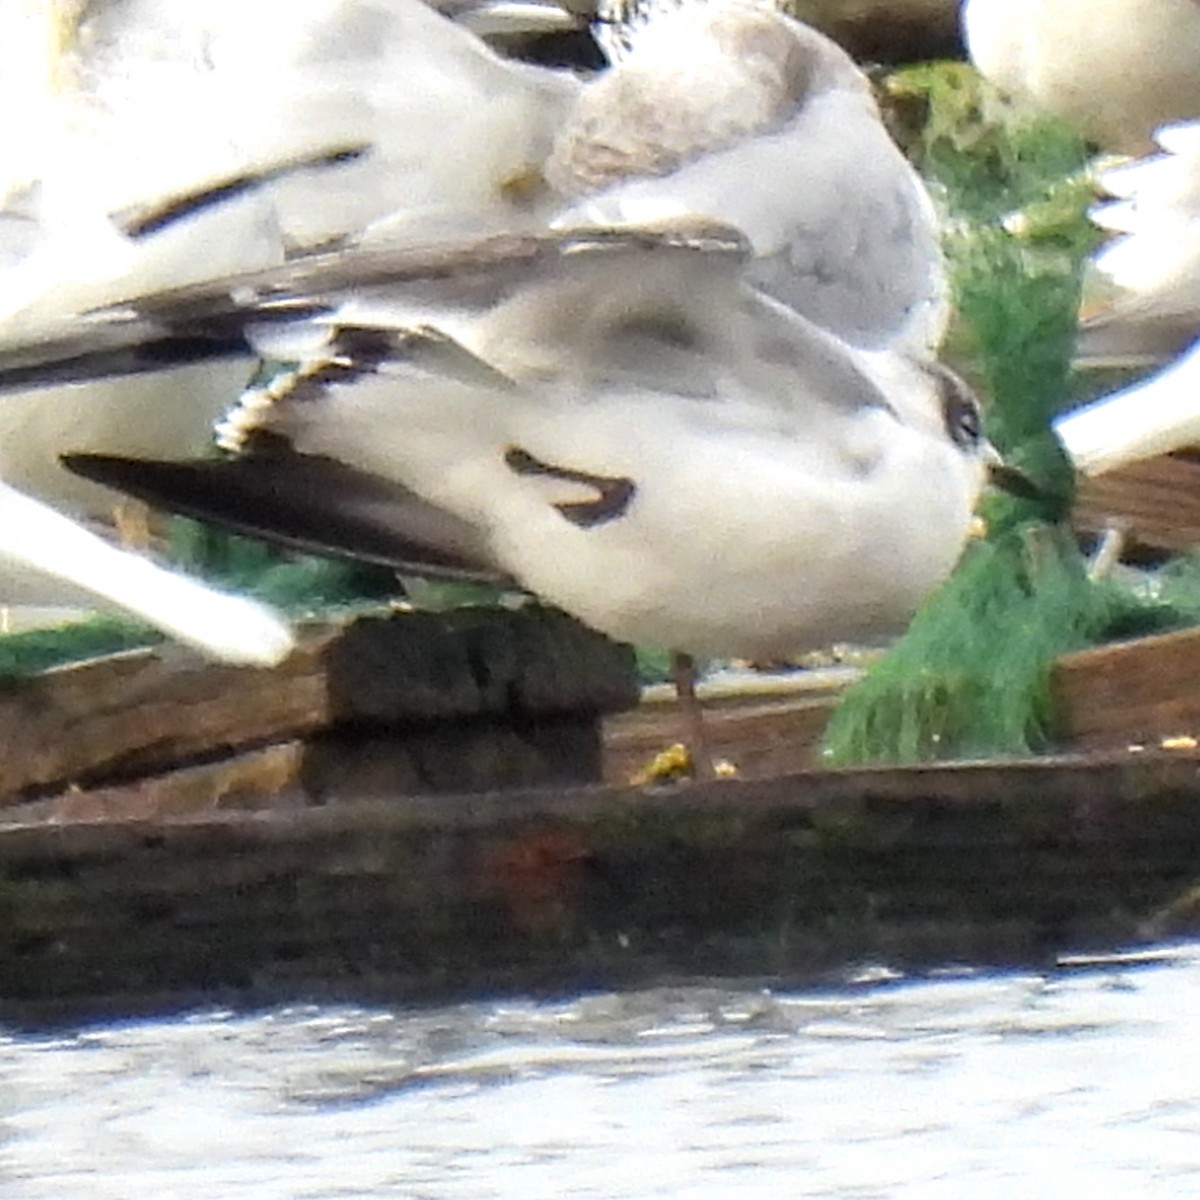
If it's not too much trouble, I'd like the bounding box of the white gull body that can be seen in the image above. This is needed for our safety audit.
[62,226,992,661]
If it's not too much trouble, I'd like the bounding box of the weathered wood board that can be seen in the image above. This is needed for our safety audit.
[2,753,1200,1024]
[604,676,846,782]
[1074,451,1200,555]
[1052,625,1200,752]
[0,606,1199,1024]
[5,617,1200,819]
[0,606,638,808]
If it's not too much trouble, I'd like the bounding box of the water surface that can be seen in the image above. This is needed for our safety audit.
[4,943,1200,1198]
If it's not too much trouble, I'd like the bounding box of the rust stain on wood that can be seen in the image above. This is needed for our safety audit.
[476,825,595,935]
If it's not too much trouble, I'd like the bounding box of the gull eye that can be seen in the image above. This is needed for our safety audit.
[933,366,985,451]
[947,394,982,448]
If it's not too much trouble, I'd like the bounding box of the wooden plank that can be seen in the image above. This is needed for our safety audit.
[2,753,1200,1022]
[603,689,839,782]
[1074,452,1200,554]
[1052,625,1200,750]
[9,610,1200,816]
[0,607,637,804]
[0,639,331,802]
[0,743,309,825]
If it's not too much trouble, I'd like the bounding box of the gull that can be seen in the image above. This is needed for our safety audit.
[0,152,365,663]
[1075,121,1200,369]
[0,0,582,511]
[0,0,965,695]
[21,226,1001,702]
[0,156,295,664]
[961,0,1200,155]
[0,187,296,664]
[0,0,580,267]
[546,0,948,354]
[0,0,583,459]
[1054,121,1200,474]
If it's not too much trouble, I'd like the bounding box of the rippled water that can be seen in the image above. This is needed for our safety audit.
[4,943,1200,1198]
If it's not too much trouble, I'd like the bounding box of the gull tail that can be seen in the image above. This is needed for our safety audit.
[1074,308,1198,369]
[1053,338,1200,475]
[0,482,294,666]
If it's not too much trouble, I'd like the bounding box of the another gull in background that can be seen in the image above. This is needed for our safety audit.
[549,0,948,354]
[1054,121,1200,474]
[961,0,1200,154]
[0,0,582,518]
[0,0,580,658]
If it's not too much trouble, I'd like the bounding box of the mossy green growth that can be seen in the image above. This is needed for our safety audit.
[165,516,401,614]
[823,526,1193,763]
[883,62,1096,229]
[825,63,1186,764]
[0,617,163,682]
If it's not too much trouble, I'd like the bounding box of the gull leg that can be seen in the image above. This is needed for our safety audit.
[671,651,716,780]
[113,497,154,553]
[1086,520,1129,582]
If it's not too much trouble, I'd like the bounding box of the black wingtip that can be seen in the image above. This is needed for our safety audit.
[62,450,504,585]
[0,333,256,395]
[61,451,165,496]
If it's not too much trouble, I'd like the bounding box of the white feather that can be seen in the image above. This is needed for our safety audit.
[1057,120,1200,473]
[1055,339,1200,475]
[0,480,294,665]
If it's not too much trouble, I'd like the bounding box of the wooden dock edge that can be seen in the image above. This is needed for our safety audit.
[2,752,1200,1022]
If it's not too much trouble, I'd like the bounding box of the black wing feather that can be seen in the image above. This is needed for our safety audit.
[63,450,506,585]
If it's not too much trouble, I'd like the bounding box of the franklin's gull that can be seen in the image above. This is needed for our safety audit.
[48,226,999,668]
